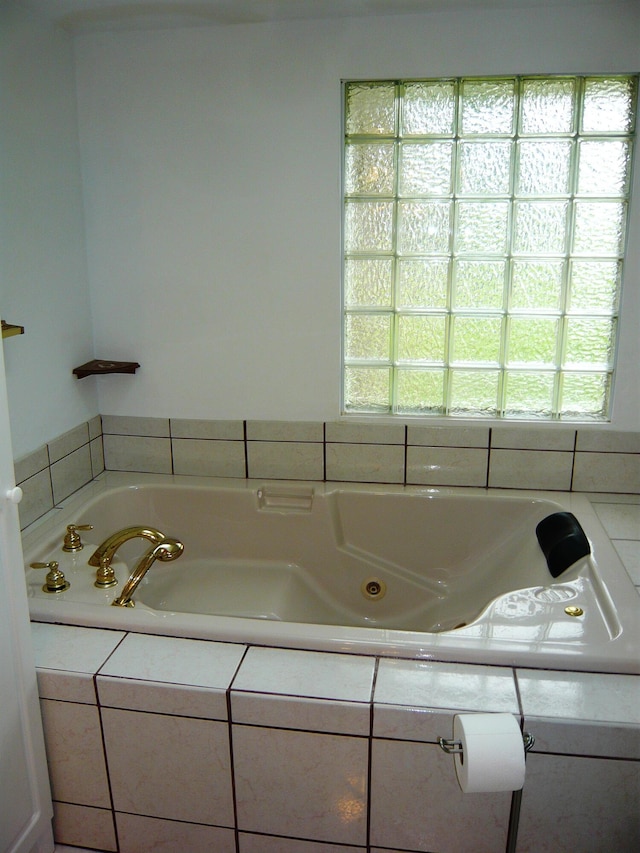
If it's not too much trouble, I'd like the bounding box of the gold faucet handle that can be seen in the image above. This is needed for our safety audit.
[62,523,93,552]
[30,561,70,593]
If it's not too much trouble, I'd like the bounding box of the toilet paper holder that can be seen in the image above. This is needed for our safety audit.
[438,731,535,755]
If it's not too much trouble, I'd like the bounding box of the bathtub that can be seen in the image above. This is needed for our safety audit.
[22,472,639,673]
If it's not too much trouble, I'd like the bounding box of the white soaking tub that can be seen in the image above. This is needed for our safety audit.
[22,472,639,673]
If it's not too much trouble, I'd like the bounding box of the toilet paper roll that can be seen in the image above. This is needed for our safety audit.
[453,713,526,794]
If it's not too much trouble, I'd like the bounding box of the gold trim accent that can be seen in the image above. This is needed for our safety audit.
[564,605,584,617]
[1,320,25,338]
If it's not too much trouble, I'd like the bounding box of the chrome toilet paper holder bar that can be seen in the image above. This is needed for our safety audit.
[438,732,535,754]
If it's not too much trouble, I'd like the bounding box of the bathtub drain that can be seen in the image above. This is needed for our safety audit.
[361,578,387,600]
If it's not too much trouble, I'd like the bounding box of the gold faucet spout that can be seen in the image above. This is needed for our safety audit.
[88,526,167,567]
[112,538,184,608]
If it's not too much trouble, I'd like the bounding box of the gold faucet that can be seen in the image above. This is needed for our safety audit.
[88,526,168,569]
[112,537,184,607]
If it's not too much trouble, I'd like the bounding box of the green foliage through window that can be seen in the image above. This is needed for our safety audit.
[343,76,637,420]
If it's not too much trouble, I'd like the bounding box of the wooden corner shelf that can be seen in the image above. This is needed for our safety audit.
[73,359,140,379]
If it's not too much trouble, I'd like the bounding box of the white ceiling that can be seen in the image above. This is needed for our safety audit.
[27,0,604,32]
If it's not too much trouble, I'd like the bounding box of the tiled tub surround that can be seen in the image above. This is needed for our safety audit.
[14,417,640,532]
[33,624,640,853]
[21,472,640,672]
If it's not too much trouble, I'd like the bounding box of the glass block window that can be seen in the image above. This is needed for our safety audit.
[343,76,637,420]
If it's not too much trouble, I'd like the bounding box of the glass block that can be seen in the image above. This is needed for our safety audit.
[344,258,394,308]
[577,141,631,197]
[396,368,445,414]
[510,261,564,311]
[504,371,556,418]
[508,317,559,365]
[455,201,509,255]
[451,316,502,364]
[344,200,394,252]
[458,141,513,195]
[453,260,505,310]
[397,314,447,363]
[517,140,572,196]
[460,79,516,135]
[568,260,620,313]
[397,259,449,308]
[573,201,625,256]
[402,81,456,136]
[560,372,610,419]
[564,317,616,368]
[344,312,392,361]
[520,78,576,134]
[344,143,396,196]
[398,201,451,254]
[345,82,396,135]
[399,142,453,196]
[513,201,569,256]
[582,77,636,133]
[449,369,500,416]
[344,366,391,412]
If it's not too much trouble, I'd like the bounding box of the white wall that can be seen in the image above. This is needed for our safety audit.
[74,0,640,429]
[0,0,98,458]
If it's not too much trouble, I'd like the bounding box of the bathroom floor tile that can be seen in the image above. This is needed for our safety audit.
[116,813,236,853]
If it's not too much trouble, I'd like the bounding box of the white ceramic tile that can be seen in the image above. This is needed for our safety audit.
[491,427,576,451]
[576,429,640,453]
[406,445,488,486]
[516,753,640,852]
[40,700,111,808]
[14,445,49,483]
[373,704,456,743]
[18,468,54,529]
[90,436,105,476]
[98,633,245,687]
[102,434,172,474]
[407,424,490,448]
[375,660,519,714]
[239,834,364,853]
[48,424,90,463]
[233,725,368,845]
[116,813,236,853]
[592,502,640,539]
[522,717,640,760]
[36,670,96,704]
[172,437,246,477]
[231,692,370,735]
[247,440,324,480]
[53,802,116,851]
[32,623,125,675]
[170,418,244,440]
[516,669,640,725]
[370,738,511,852]
[488,449,573,490]
[88,415,102,441]
[233,647,375,702]
[573,451,640,494]
[101,707,234,826]
[51,444,93,502]
[97,676,229,720]
[246,420,324,441]
[102,415,170,437]
[613,539,640,582]
[325,442,405,483]
[326,422,405,444]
